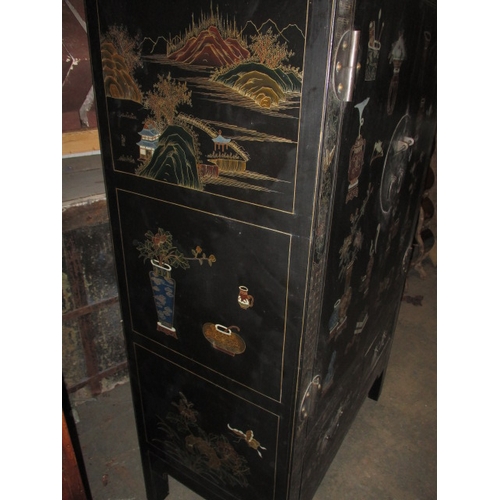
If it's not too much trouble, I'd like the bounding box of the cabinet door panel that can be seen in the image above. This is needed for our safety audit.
[134,344,282,500]
[90,0,310,213]
[118,190,291,401]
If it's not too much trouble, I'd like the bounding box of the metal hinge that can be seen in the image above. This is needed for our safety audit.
[299,375,322,421]
[333,30,361,102]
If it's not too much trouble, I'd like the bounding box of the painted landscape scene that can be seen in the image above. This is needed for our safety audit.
[99,1,307,210]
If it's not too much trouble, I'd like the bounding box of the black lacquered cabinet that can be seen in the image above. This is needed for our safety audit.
[85,0,436,498]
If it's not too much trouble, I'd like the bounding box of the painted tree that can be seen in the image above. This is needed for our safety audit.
[143,73,192,132]
[249,28,294,69]
[102,25,142,74]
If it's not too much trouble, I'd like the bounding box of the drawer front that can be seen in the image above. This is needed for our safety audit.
[117,189,292,402]
[133,343,285,500]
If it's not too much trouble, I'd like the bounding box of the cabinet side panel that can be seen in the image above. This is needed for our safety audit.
[85,1,326,499]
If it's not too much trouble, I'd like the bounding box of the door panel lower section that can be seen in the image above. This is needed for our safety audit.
[134,343,282,500]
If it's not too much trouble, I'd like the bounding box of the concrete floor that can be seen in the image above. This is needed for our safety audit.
[72,260,436,500]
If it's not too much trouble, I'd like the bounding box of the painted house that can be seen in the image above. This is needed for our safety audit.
[137,125,160,159]
[212,131,231,152]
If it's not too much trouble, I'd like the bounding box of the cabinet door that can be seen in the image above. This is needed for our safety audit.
[294,0,436,494]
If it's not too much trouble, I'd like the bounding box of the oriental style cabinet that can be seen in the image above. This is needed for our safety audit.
[85,0,437,498]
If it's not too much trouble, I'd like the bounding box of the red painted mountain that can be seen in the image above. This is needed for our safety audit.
[168,26,250,67]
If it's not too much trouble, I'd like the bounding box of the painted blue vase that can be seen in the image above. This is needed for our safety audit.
[149,260,177,338]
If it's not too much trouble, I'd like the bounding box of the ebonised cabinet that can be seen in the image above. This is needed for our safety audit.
[85,0,436,498]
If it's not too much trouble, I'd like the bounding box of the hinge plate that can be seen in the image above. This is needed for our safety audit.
[299,375,322,421]
[333,30,361,102]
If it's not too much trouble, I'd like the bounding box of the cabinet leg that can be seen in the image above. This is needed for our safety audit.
[144,452,170,500]
[368,370,386,401]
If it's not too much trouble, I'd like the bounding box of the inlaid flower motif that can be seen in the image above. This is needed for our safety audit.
[135,228,216,270]
[153,232,168,247]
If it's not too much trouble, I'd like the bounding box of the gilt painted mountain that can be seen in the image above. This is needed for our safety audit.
[95,1,308,212]
[167,25,251,66]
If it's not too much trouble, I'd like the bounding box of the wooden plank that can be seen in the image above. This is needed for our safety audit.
[62,411,88,500]
[66,361,129,394]
[62,129,100,156]
[62,198,109,232]
[62,296,119,321]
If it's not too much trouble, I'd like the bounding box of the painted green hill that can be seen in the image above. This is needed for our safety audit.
[138,125,201,189]
[213,62,302,107]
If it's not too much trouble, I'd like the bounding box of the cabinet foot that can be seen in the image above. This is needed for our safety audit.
[368,370,386,401]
